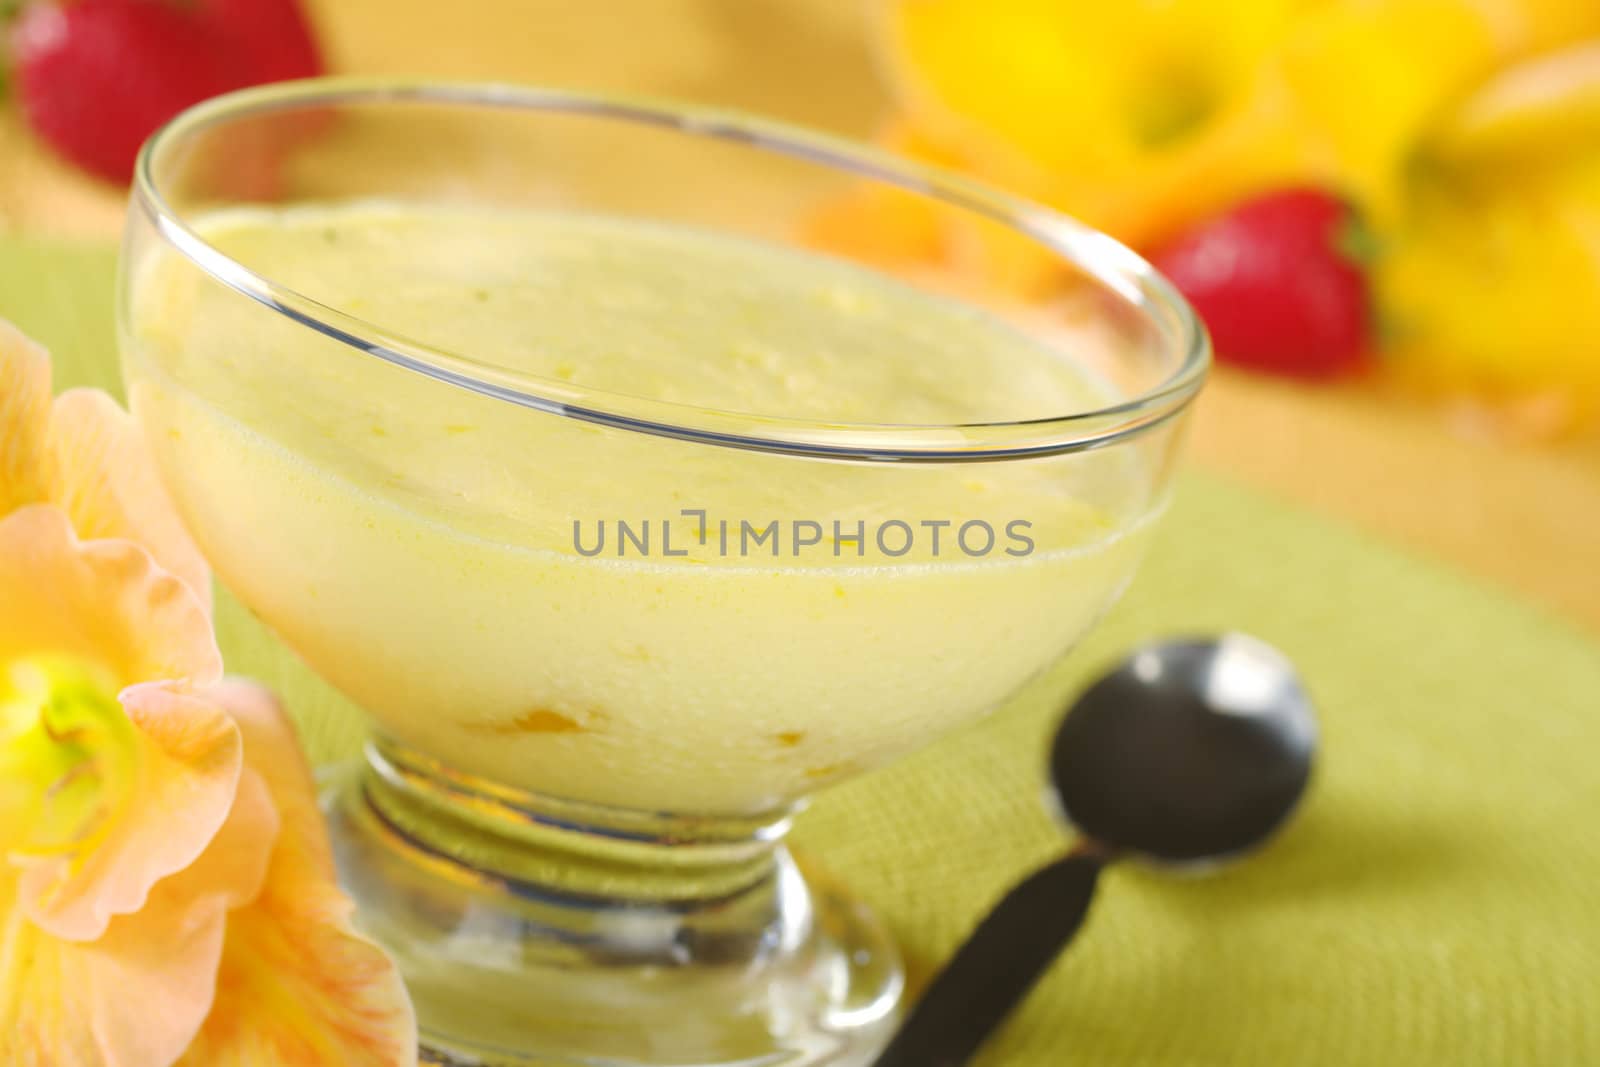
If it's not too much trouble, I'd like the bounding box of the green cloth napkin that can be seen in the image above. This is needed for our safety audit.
[6,236,1599,1066]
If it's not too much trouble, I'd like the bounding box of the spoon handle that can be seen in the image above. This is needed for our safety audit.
[870,851,1104,1067]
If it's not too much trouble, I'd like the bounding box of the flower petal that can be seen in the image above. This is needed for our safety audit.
[0,506,220,688]
[45,388,212,610]
[19,681,248,942]
[0,871,126,1067]
[180,681,416,1067]
[0,317,51,515]
[82,765,280,1064]
[0,765,278,1067]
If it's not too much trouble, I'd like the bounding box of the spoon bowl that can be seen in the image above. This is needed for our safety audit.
[1051,634,1316,865]
[872,633,1316,1067]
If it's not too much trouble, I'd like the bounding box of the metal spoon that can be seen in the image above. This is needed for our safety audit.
[870,634,1317,1067]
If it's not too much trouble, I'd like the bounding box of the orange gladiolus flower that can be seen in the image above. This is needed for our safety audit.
[0,319,415,1066]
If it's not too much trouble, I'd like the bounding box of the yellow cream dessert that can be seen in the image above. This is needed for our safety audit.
[123,203,1160,813]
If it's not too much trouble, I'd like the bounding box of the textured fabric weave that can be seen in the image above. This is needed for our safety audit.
[6,237,1599,1065]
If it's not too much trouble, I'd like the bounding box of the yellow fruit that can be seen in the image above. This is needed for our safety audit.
[1469,0,1600,55]
[1429,40,1600,163]
[843,0,1600,351]
[881,0,1318,243]
[1281,0,1503,222]
[1379,41,1600,416]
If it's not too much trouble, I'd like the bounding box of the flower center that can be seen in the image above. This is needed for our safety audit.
[0,657,137,859]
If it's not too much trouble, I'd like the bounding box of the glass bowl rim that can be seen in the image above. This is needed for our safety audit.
[132,77,1210,463]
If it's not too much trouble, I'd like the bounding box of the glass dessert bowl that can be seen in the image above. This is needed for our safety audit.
[119,80,1208,1066]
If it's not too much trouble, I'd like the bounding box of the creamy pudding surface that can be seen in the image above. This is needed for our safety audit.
[126,202,1159,812]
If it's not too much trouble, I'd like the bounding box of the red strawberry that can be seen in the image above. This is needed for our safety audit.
[1147,188,1373,378]
[194,0,330,200]
[200,0,323,83]
[11,0,243,183]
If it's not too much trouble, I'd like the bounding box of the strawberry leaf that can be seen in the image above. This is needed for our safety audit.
[1335,214,1385,267]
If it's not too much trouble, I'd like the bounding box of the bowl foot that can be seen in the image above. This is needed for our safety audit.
[321,738,903,1066]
